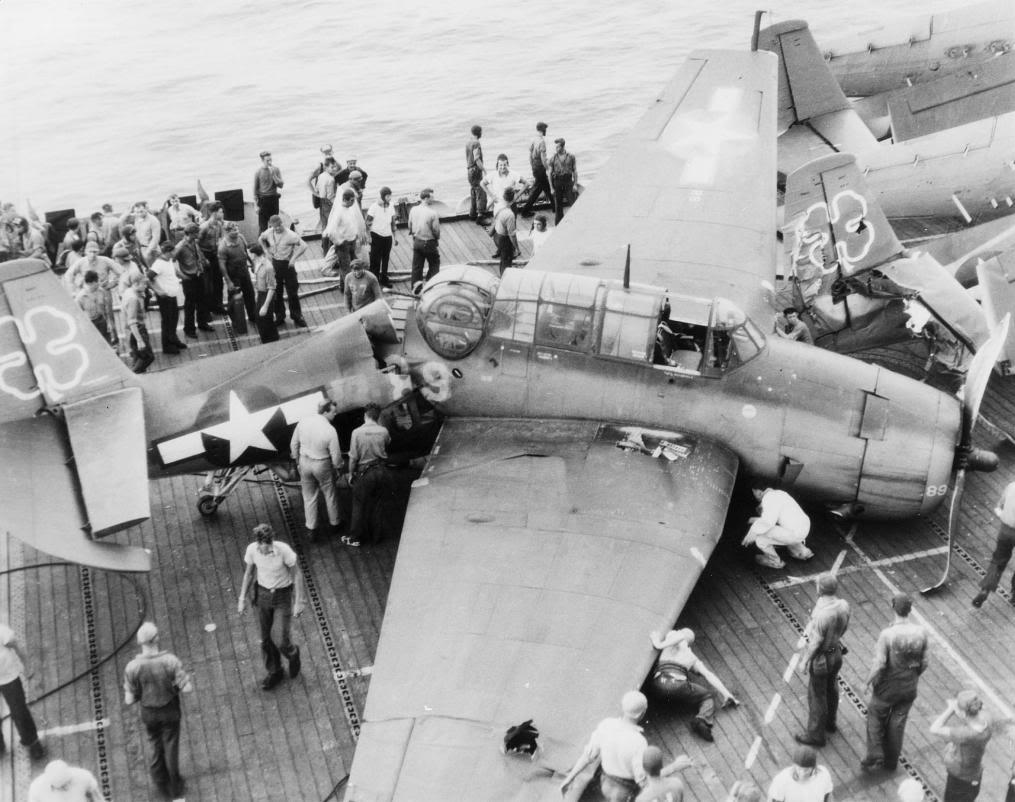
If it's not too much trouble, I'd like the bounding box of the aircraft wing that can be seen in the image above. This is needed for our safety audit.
[345,418,738,801]
[526,50,779,327]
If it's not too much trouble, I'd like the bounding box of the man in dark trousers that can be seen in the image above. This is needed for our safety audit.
[345,403,392,548]
[972,479,1015,608]
[521,121,553,217]
[253,150,284,232]
[237,524,306,690]
[123,622,193,798]
[862,593,929,773]
[0,622,45,759]
[549,137,578,225]
[465,124,486,223]
[795,573,851,746]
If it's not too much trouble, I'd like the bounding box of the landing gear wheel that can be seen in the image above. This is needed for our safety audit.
[197,496,220,517]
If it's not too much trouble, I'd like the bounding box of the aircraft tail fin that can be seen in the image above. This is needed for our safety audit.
[758,20,878,150]
[1,259,151,571]
[783,153,904,286]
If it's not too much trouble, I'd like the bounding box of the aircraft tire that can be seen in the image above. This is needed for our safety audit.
[197,496,220,517]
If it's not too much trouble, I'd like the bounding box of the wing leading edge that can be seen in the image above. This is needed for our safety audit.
[345,418,738,801]
[527,50,779,327]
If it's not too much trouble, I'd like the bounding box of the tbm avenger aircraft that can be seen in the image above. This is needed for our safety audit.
[0,48,1007,800]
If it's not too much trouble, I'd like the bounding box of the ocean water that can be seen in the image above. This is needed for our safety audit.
[0,0,959,218]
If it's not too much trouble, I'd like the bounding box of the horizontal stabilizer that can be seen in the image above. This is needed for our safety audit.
[64,387,151,535]
[0,415,151,572]
[975,255,1015,376]
[784,154,903,280]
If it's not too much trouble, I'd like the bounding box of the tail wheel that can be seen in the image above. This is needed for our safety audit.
[197,496,220,517]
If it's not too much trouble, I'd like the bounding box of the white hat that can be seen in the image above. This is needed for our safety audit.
[897,778,924,801]
[136,622,159,644]
[621,690,647,718]
[43,760,74,786]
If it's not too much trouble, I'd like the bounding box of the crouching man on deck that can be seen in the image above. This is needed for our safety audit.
[742,486,814,569]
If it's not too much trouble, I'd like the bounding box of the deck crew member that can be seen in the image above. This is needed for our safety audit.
[408,188,441,294]
[521,121,553,217]
[217,222,258,324]
[237,524,306,690]
[862,592,929,773]
[259,214,308,328]
[560,690,649,802]
[649,628,738,742]
[633,746,692,802]
[173,223,213,337]
[249,243,278,343]
[493,187,519,275]
[365,186,397,287]
[743,487,814,569]
[165,193,199,243]
[0,622,46,760]
[482,153,525,216]
[123,622,192,798]
[75,270,113,343]
[465,124,487,223]
[930,689,1011,802]
[767,746,834,802]
[307,144,334,212]
[549,137,577,225]
[776,308,814,345]
[122,269,155,373]
[345,403,392,548]
[335,157,368,188]
[322,190,366,289]
[147,241,187,355]
[27,760,99,802]
[131,202,162,265]
[253,150,284,233]
[795,573,850,747]
[972,479,1015,608]
[345,259,382,312]
[198,201,227,314]
[291,399,343,541]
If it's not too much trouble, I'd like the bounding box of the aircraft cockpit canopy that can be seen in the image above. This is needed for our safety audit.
[415,265,500,359]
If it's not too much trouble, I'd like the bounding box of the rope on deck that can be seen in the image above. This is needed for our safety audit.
[752,567,940,801]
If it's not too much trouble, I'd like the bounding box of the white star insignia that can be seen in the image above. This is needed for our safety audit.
[203,390,279,463]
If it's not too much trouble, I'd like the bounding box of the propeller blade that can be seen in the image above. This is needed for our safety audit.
[961,313,1010,436]
[921,468,966,595]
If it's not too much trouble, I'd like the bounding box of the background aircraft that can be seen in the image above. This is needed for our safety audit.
[0,45,1006,802]
[760,19,1015,224]
[821,0,1015,99]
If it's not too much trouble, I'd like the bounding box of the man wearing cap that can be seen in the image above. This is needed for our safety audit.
[253,150,284,232]
[795,573,850,747]
[634,746,691,801]
[27,759,99,802]
[897,778,926,802]
[316,159,340,252]
[560,690,650,802]
[290,399,342,542]
[549,137,578,225]
[0,622,45,760]
[345,259,382,312]
[521,121,553,217]
[466,124,487,223]
[971,479,1015,608]
[259,214,308,327]
[307,144,334,210]
[649,628,739,742]
[408,188,441,294]
[237,524,306,690]
[338,169,366,210]
[930,689,1010,801]
[862,593,929,773]
[767,746,834,802]
[173,223,214,337]
[336,157,368,188]
[345,403,392,548]
[123,621,193,797]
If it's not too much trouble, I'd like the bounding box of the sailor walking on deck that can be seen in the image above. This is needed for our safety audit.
[972,479,1015,608]
[253,150,284,233]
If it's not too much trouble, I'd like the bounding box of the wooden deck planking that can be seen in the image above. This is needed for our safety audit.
[5,214,1015,800]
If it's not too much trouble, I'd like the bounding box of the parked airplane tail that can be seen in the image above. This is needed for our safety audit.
[0,258,151,571]
[758,20,879,171]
